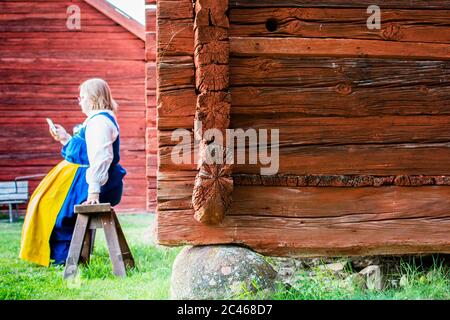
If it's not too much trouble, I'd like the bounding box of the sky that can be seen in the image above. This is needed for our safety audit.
[106,0,149,25]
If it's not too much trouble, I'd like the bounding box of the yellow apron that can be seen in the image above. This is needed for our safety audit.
[19,160,79,267]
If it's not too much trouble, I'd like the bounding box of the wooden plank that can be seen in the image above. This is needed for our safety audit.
[0,69,144,85]
[229,0,450,9]
[233,116,450,146]
[233,174,450,187]
[159,115,450,146]
[228,185,450,218]
[146,8,156,33]
[157,208,450,256]
[0,24,129,34]
[157,56,195,91]
[0,38,144,60]
[0,57,144,71]
[158,0,193,21]
[156,173,450,211]
[157,19,194,57]
[0,32,139,41]
[230,85,450,117]
[159,142,450,175]
[238,143,450,176]
[230,37,450,60]
[230,8,450,44]
[75,203,111,214]
[157,185,450,255]
[230,57,450,88]
[0,84,144,99]
[157,172,197,211]
[158,181,450,218]
[146,32,157,61]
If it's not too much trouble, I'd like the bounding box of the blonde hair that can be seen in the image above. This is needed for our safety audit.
[79,78,118,113]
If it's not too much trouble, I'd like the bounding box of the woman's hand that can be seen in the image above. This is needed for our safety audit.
[50,124,70,143]
[83,193,100,205]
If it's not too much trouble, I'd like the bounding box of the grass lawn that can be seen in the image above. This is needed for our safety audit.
[261,257,449,300]
[0,214,181,299]
[0,214,448,300]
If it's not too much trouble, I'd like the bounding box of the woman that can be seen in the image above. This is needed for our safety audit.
[19,78,126,266]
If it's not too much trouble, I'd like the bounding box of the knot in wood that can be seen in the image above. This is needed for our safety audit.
[258,59,274,72]
[335,82,353,95]
[419,85,430,94]
[381,23,402,41]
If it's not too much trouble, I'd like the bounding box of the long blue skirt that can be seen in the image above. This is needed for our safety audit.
[49,166,124,265]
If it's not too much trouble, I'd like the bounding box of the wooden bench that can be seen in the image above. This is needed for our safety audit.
[0,180,28,223]
[63,203,135,279]
[0,174,46,223]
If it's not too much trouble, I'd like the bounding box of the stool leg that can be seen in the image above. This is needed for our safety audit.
[14,204,19,220]
[89,229,96,255]
[102,213,126,277]
[8,204,13,223]
[112,211,135,269]
[80,229,94,265]
[63,214,90,279]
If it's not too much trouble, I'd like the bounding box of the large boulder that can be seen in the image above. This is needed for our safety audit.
[170,245,278,299]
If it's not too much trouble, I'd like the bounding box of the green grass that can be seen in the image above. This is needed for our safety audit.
[0,214,181,300]
[266,266,449,300]
[0,215,448,300]
[243,257,449,300]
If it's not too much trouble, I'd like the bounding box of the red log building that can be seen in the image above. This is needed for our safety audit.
[151,0,450,256]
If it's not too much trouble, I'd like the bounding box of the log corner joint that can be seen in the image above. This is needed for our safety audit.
[192,0,233,225]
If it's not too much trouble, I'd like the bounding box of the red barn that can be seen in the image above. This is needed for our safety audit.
[0,0,156,212]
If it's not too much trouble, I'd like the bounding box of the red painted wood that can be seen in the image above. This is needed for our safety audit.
[0,0,154,212]
[153,0,450,255]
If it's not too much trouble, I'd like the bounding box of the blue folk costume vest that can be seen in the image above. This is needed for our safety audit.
[19,112,126,266]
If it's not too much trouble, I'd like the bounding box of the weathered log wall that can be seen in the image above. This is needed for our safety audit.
[153,0,450,256]
[0,0,150,212]
[146,1,157,211]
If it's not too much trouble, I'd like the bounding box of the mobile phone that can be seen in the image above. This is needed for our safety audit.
[46,118,57,134]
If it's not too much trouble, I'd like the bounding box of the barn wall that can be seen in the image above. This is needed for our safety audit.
[0,0,149,212]
[154,0,450,256]
[146,0,156,211]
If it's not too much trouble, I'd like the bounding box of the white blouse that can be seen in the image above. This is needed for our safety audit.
[61,110,119,194]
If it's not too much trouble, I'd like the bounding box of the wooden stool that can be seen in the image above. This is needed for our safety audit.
[63,203,135,279]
